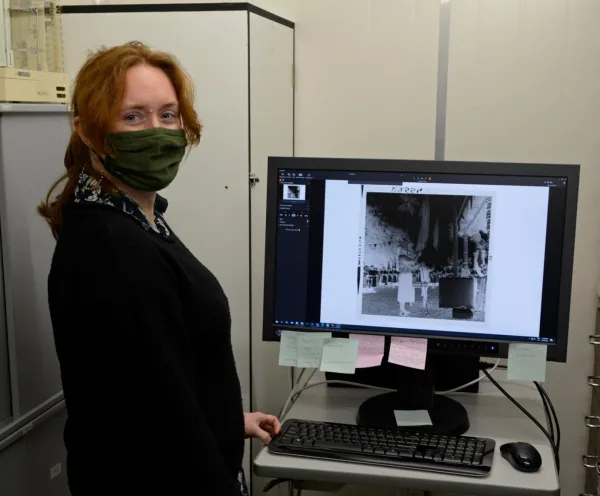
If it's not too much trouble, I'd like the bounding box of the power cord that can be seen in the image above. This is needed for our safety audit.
[535,381,560,452]
[480,363,561,456]
[280,378,394,420]
[482,369,560,472]
[535,383,554,445]
[438,359,501,395]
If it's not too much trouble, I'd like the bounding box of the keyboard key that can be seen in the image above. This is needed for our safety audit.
[398,449,415,459]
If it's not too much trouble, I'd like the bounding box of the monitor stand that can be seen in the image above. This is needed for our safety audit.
[356,367,470,436]
[327,354,478,436]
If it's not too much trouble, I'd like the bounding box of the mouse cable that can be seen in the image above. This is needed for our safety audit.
[534,381,560,452]
[482,369,560,472]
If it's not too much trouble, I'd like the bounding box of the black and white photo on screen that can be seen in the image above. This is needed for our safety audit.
[359,191,492,322]
[283,184,306,201]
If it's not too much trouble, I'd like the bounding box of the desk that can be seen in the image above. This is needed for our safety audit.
[254,382,559,495]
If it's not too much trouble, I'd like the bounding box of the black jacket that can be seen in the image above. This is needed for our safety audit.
[48,200,245,495]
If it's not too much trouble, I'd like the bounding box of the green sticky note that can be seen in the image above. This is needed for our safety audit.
[278,331,298,367]
[394,410,433,427]
[507,343,547,382]
[319,338,359,374]
[297,332,332,368]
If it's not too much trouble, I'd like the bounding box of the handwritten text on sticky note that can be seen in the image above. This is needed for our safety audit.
[388,337,428,370]
[507,343,547,382]
[297,332,332,368]
[319,338,359,374]
[278,331,299,367]
[350,334,385,368]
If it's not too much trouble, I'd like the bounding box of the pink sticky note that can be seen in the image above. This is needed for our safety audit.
[389,337,428,370]
[350,334,385,368]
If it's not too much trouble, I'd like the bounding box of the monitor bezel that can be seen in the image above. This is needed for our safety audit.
[262,156,580,363]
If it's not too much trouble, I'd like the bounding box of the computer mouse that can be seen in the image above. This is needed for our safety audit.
[500,442,542,473]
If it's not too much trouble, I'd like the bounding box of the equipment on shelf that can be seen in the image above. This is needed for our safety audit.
[0,0,68,103]
[270,419,496,477]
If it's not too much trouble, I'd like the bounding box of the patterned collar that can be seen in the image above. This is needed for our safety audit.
[73,171,171,238]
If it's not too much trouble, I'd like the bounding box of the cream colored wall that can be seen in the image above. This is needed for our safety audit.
[293,0,599,495]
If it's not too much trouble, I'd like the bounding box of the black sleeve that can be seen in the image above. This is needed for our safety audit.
[50,222,240,495]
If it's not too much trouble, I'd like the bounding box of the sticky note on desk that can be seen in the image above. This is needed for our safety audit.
[388,337,427,370]
[297,332,332,368]
[394,409,432,427]
[278,331,299,367]
[507,343,547,382]
[350,334,385,368]
[319,338,359,374]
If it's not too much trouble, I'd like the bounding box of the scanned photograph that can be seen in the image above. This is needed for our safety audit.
[360,192,492,322]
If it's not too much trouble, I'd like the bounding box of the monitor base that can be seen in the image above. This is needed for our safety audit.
[356,392,470,436]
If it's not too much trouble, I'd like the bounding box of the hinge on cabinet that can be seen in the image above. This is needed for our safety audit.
[291,63,295,88]
[249,173,260,188]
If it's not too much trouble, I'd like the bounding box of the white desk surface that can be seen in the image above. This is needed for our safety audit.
[254,381,559,495]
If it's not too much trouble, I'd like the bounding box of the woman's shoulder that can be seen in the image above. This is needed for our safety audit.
[61,202,150,243]
[55,203,169,274]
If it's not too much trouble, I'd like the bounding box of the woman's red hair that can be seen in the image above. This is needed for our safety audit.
[38,41,202,239]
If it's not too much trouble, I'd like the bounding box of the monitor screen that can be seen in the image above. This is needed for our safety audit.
[263,158,578,350]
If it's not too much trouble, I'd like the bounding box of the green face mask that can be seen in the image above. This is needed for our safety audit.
[102,127,188,192]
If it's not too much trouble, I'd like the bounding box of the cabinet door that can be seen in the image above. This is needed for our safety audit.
[0,234,11,426]
[0,109,68,417]
[249,10,295,474]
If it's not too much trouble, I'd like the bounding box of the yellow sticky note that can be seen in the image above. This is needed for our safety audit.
[507,343,547,382]
[319,338,359,374]
[278,331,299,367]
[297,332,332,368]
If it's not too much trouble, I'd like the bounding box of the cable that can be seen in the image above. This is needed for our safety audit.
[280,379,394,420]
[294,368,306,388]
[280,361,504,419]
[438,359,501,394]
[537,383,555,445]
[482,369,560,472]
[535,381,560,452]
[279,368,318,420]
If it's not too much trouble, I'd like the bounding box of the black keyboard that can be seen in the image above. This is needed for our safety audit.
[269,419,496,477]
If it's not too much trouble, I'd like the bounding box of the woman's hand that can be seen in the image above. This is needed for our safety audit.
[244,412,281,445]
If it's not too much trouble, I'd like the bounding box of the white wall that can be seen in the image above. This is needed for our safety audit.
[61,0,295,19]
[294,1,599,495]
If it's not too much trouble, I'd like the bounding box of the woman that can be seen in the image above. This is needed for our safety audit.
[417,263,431,309]
[397,253,416,316]
[38,42,280,495]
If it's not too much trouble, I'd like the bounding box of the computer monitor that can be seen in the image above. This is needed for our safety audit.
[262,157,579,434]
